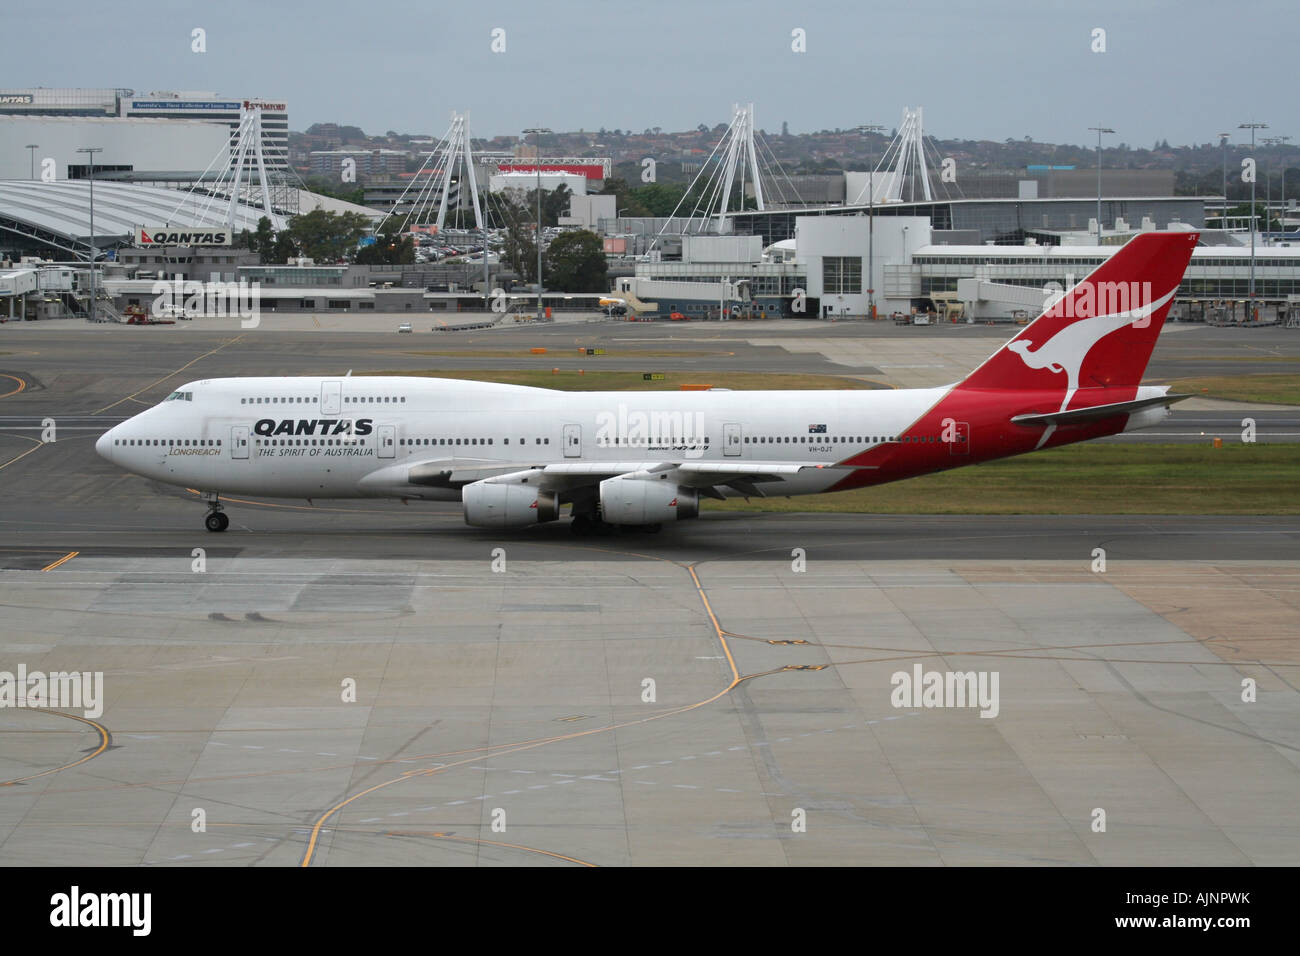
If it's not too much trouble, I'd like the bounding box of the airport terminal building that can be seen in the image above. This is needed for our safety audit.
[617,213,1300,323]
[0,87,288,180]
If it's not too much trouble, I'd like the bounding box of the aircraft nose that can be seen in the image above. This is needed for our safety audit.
[95,428,114,463]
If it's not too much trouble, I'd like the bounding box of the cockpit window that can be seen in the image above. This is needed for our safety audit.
[165,391,195,402]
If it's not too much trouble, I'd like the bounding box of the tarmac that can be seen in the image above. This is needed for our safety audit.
[0,317,1296,866]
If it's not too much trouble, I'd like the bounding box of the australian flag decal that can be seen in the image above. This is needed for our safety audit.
[808,424,827,434]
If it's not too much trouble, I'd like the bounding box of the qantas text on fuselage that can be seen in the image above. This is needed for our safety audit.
[95,232,1201,535]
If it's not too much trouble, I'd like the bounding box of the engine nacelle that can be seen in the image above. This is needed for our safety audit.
[599,474,699,525]
[463,474,559,528]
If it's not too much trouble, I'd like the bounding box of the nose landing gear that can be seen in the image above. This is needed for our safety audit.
[202,492,230,532]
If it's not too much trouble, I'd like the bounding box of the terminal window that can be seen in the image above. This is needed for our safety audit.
[823,256,862,294]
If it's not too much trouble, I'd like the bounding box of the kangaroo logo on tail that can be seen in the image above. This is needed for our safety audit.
[1008,287,1175,413]
[1008,287,1175,447]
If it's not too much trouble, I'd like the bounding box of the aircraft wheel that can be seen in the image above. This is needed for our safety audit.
[205,512,229,533]
[571,514,593,536]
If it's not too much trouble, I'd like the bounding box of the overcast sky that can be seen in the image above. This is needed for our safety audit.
[11,0,1294,148]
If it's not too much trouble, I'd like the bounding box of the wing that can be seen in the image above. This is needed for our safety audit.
[357,457,874,499]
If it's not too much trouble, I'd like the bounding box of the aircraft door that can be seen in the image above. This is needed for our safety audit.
[563,424,581,458]
[946,420,970,456]
[231,425,249,459]
[378,424,396,459]
[321,380,342,415]
[723,422,742,456]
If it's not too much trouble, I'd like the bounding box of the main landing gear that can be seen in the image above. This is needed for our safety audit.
[202,492,230,533]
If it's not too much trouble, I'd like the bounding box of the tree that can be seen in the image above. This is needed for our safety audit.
[541,183,571,227]
[490,192,539,283]
[286,209,371,261]
[253,216,276,261]
[354,225,414,265]
[271,232,298,264]
[544,230,607,293]
[301,176,365,204]
[599,177,650,216]
[629,182,688,217]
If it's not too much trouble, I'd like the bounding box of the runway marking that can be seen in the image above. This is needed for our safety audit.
[92,334,248,415]
[0,373,26,399]
[40,551,78,572]
[0,709,112,787]
[0,435,45,472]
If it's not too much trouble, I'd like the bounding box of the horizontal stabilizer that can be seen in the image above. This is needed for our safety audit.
[1010,393,1190,428]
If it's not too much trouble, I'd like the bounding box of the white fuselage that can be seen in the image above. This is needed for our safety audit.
[95,376,947,500]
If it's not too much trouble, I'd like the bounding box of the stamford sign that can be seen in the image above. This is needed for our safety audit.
[135,226,231,247]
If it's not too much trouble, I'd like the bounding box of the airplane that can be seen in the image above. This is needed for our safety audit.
[94,231,1199,535]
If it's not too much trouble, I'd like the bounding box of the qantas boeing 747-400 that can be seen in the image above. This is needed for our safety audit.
[95,230,1199,534]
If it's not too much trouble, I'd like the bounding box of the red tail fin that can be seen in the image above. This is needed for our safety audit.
[959,231,1198,393]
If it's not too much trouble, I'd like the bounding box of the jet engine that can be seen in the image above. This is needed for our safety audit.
[598,474,699,525]
[463,474,559,528]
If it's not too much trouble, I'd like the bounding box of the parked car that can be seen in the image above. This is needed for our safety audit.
[397,323,412,333]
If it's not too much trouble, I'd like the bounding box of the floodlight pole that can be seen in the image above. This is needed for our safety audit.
[1218,133,1231,227]
[1088,127,1114,245]
[1240,121,1268,302]
[76,146,102,323]
[856,124,884,317]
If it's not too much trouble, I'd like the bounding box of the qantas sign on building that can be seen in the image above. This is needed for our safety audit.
[135,226,232,247]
